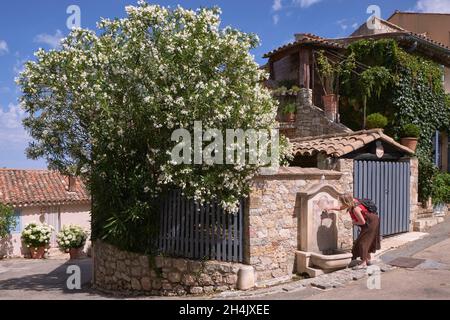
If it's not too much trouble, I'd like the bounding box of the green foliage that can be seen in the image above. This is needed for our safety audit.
[316,50,341,94]
[282,103,296,114]
[418,157,438,203]
[272,85,301,96]
[0,203,16,239]
[18,2,291,254]
[366,113,388,129]
[400,124,420,138]
[339,39,450,202]
[432,173,450,205]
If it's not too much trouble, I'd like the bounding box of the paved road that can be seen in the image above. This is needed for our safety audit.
[0,258,106,300]
[1,217,449,300]
[259,216,450,300]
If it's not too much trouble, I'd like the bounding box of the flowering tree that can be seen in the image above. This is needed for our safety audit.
[18,1,289,252]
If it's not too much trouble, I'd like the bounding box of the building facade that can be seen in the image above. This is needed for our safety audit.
[0,169,91,258]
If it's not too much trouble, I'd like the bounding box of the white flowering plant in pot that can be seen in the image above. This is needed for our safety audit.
[21,222,53,250]
[57,225,88,251]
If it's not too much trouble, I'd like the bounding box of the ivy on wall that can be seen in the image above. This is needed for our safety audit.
[339,39,450,202]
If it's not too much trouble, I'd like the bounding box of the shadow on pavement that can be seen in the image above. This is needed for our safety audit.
[0,259,94,295]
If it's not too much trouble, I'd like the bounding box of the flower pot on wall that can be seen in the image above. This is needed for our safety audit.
[30,246,46,259]
[322,94,339,122]
[284,113,296,122]
[69,248,82,260]
[400,137,418,152]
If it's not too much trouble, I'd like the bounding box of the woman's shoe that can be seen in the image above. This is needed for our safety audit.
[352,264,367,270]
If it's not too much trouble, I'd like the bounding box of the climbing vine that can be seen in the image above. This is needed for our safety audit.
[339,39,450,202]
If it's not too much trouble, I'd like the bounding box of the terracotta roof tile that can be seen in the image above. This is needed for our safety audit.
[0,169,90,207]
[291,129,414,157]
[263,33,345,58]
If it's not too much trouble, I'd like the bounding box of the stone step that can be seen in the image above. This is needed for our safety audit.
[417,213,434,219]
[413,217,445,232]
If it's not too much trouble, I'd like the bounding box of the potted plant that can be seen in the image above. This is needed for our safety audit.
[56,225,88,259]
[316,51,341,122]
[365,113,388,129]
[399,124,420,152]
[282,103,296,122]
[21,222,53,259]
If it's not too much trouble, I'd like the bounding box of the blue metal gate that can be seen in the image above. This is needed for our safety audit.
[354,160,410,238]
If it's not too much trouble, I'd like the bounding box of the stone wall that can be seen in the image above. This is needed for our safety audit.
[245,168,354,284]
[93,241,245,296]
[292,89,352,139]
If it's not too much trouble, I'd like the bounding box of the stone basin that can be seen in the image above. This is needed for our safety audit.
[310,250,353,272]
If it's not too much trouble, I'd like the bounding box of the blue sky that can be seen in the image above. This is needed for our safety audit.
[0,0,447,169]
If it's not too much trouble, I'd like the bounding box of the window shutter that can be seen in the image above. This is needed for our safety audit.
[10,210,21,234]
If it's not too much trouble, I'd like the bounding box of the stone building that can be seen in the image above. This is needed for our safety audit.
[93,16,449,296]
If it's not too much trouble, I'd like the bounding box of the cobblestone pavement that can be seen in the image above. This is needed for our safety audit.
[215,260,396,300]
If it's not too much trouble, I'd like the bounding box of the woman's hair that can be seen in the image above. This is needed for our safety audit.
[339,193,356,209]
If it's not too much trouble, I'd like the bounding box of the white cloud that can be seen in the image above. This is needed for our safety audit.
[0,40,9,55]
[337,19,348,31]
[273,0,283,11]
[13,58,28,76]
[352,22,359,29]
[33,29,64,49]
[273,14,280,25]
[0,104,29,145]
[415,0,450,13]
[292,0,322,8]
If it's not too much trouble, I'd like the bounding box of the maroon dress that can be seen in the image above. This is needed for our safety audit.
[349,203,381,261]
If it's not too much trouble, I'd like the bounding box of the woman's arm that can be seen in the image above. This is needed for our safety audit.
[352,206,366,226]
[326,205,346,211]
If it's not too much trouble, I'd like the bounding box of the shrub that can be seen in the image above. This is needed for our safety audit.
[400,124,420,138]
[366,113,388,129]
[282,103,296,114]
[57,225,88,251]
[21,222,53,248]
[0,203,16,239]
[432,173,450,205]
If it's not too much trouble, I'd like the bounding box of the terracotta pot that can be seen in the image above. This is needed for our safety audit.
[284,113,296,122]
[400,137,418,152]
[69,248,82,260]
[322,94,339,122]
[30,247,46,259]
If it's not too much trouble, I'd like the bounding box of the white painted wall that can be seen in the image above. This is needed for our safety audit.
[0,203,91,258]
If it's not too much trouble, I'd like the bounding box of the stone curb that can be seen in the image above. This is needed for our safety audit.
[215,261,396,299]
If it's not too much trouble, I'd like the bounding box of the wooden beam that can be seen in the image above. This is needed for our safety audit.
[299,48,311,89]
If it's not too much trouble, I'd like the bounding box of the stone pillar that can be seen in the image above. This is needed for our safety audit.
[297,88,313,109]
[410,157,419,230]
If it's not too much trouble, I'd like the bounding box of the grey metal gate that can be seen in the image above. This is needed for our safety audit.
[158,190,245,262]
[354,160,410,238]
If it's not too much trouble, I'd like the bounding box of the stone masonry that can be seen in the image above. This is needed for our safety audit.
[280,89,352,140]
[245,168,354,284]
[93,240,245,296]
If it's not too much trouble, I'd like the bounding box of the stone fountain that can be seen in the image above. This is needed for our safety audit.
[296,183,352,277]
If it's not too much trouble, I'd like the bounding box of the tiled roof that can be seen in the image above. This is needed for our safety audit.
[0,169,90,207]
[291,129,414,157]
[263,33,345,58]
